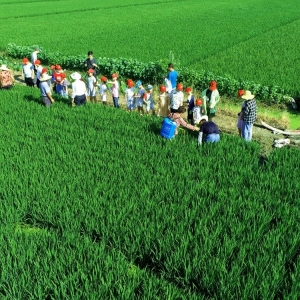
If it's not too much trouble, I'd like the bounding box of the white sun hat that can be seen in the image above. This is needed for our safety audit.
[0,64,9,71]
[39,73,52,82]
[71,72,81,80]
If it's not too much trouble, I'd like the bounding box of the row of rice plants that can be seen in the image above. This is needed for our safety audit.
[1,226,199,299]
[0,86,299,298]
[1,0,299,95]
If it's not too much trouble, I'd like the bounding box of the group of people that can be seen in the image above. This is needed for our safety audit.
[0,49,258,144]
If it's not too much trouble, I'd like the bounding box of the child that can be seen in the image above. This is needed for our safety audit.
[21,58,34,87]
[52,65,66,94]
[237,89,245,137]
[157,85,170,117]
[108,73,119,108]
[99,76,108,105]
[55,75,69,99]
[34,60,43,88]
[193,98,203,124]
[125,80,136,111]
[87,68,97,103]
[144,85,155,115]
[135,80,145,115]
[176,83,184,106]
[185,87,195,124]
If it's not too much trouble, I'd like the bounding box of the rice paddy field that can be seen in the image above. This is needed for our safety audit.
[0,0,300,94]
[1,0,300,299]
[0,85,300,299]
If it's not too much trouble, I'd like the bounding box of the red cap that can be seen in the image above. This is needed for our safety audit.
[127,81,134,88]
[41,68,48,74]
[195,98,202,106]
[209,80,217,91]
[55,64,62,71]
[160,85,166,92]
[112,73,118,78]
[100,76,107,82]
[185,87,192,93]
[237,89,245,98]
[34,60,41,65]
[22,58,29,64]
[87,68,95,73]
[127,79,133,84]
[177,83,183,91]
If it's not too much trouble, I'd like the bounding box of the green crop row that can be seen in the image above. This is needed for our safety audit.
[5,43,292,104]
[0,85,300,298]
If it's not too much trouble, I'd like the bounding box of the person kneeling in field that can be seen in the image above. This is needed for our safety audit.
[168,106,199,135]
[197,117,220,145]
[39,68,55,107]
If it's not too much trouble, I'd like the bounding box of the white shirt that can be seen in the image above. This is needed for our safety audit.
[126,88,135,102]
[170,92,181,110]
[22,63,33,78]
[177,91,184,106]
[31,52,37,64]
[72,79,87,98]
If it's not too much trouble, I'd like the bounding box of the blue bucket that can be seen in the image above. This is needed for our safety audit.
[160,118,177,139]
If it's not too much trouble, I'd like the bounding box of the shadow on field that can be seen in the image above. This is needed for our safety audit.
[23,94,72,106]
[24,94,43,105]
[149,121,162,135]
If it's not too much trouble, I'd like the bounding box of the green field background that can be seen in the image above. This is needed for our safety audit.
[0,0,299,93]
[0,86,300,298]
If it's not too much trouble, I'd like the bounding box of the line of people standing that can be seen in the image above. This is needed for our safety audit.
[6,46,257,142]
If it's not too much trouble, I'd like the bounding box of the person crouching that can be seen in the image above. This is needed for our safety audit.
[168,106,199,135]
[197,117,220,145]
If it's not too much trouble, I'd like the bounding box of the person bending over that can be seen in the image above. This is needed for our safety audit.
[197,117,220,145]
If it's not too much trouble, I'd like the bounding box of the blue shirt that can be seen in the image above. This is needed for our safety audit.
[39,81,51,97]
[167,70,178,89]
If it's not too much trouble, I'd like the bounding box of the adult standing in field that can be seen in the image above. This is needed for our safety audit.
[168,106,199,135]
[197,116,220,146]
[236,89,245,137]
[39,68,55,107]
[165,63,178,101]
[241,90,257,141]
[31,46,40,65]
[21,58,35,87]
[71,72,87,106]
[31,46,40,85]
[84,51,99,78]
[165,63,178,93]
[0,64,15,90]
[201,80,220,121]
